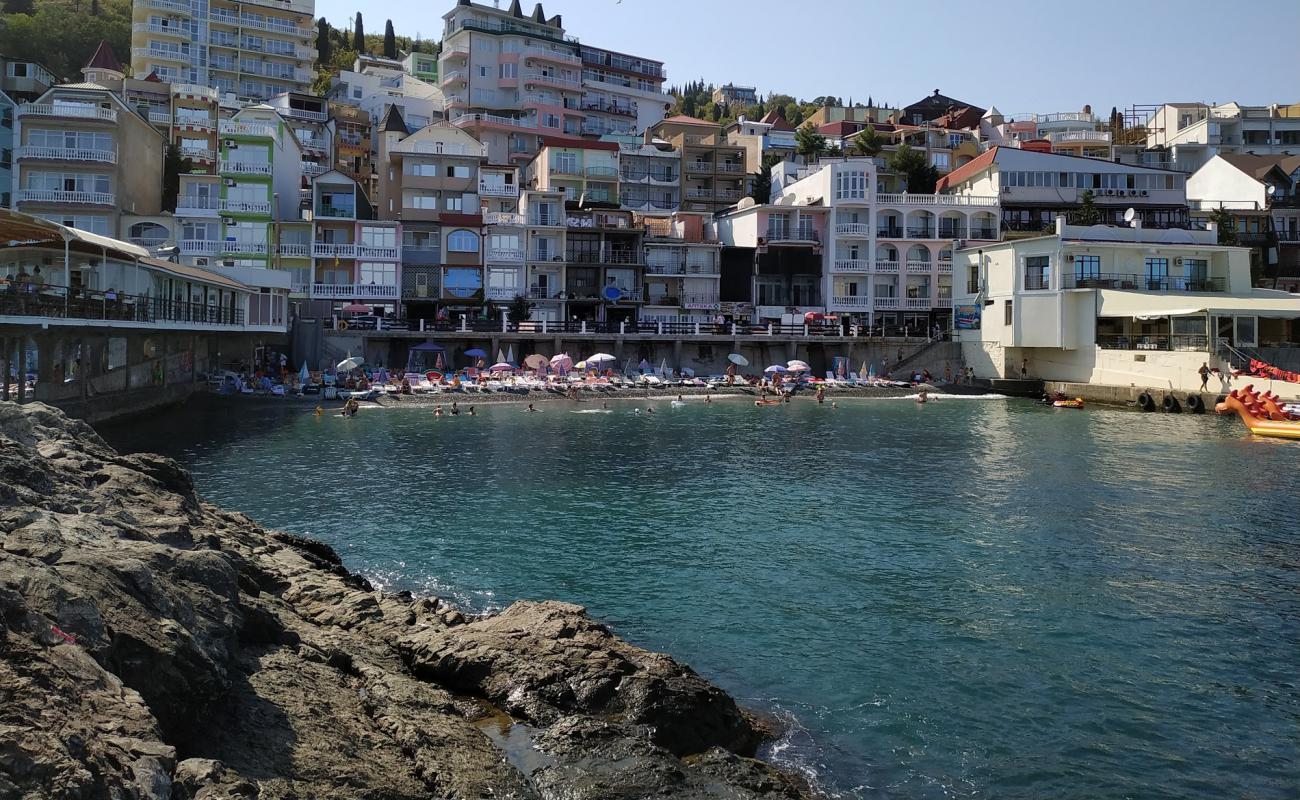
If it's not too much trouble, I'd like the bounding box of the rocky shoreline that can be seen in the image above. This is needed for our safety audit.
[0,402,814,799]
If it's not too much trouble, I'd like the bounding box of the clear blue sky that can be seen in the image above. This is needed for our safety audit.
[318,0,1300,117]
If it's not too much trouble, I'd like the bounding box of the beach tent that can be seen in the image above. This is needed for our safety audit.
[406,341,446,373]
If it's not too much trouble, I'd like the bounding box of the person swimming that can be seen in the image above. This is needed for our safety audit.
[704,394,712,404]
[917,390,929,404]
[451,401,460,416]
[646,406,654,414]
[526,403,537,412]
[831,401,838,409]
[434,405,444,416]
[468,405,476,416]
[314,405,323,417]
[601,401,609,409]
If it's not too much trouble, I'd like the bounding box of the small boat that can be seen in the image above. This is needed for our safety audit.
[1052,398,1085,409]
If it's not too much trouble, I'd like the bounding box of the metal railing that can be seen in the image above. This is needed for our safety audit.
[906,226,934,238]
[522,71,580,88]
[1097,334,1210,351]
[877,226,903,237]
[1063,273,1226,292]
[0,284,244,327]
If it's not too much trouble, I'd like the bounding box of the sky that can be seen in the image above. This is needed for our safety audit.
[318,0,1300,118]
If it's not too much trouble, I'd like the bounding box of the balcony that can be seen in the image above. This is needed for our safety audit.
[686,161,714,174]
[479,182,520,197]
[938,261,953,274]
[875,193,999,207]
[177,196,221,216]
[904,298,933,309]
[716,189,742,202]
[969,227,998,239]
[237,16,312,38]
[528,215,563,227]
[219,119,276,138]
[1045,130,1112,144]
[315,203,356,219]
[175,115,215,131]
[302,162,327,176]
[312,243,357,258]
[220,242,269,255]
[484,211,525,225]
[874,297,900,309]
[715,162,745,173]
[15,189,114,206]
[874,261,900,273]
[313,283,400,300]
[441,70,467,86]
[283,106,328,122]
[935,296,953,308]
[524,46,582,66]
[297,136,328,151]
[1063,273,1226,292]
[18,103,117,123]
[877,225,903,238]
[834,223,870,238]
[220,198,271,214]
[133,22,186,37]
[172,84,218,101]
[16,146,117,164]
[906,227,934,239]
[832,295,872,308]
[765,227,818,243]
[522,71,581,89]
[179,240,220,255]
[906,260,932,273]
[180,147,216,162]
[145,0,190,12]
[833,259,870,272]
[357,245,399,260]
[682,293,721,309]
[486,247,525,262]
[585,165,619,178]
[485,286,524,301]
[278,243,310,257]
[132,47,187,64]
[1096,334,1210,351]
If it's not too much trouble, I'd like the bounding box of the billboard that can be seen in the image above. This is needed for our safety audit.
[955,305,981,330]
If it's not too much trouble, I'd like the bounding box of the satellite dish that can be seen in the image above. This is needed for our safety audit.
[1123,207,1136,225]
[736,197,756,210]
[1266,184,1277,196]
[602,285,623,302]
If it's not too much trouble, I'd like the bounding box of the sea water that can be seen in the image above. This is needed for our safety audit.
[103,396,1300,799]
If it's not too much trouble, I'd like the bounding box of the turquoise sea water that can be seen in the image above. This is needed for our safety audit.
[102,395,1300,799]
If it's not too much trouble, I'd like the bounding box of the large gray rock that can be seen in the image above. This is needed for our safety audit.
[0,403,814,799]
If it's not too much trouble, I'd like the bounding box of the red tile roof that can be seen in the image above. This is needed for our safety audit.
[538,135,619,151]
[935,146,999,192]
[84,40,123,73]
[818,120,866,136]
[759,109,795,132]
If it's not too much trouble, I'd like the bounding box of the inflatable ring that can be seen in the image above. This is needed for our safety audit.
[336,320,348,331]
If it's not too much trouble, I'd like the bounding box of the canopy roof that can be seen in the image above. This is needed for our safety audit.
[0,209,149,260]
[1098,289,1300,319]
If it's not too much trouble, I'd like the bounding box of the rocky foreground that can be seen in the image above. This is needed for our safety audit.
[0,402,810,799]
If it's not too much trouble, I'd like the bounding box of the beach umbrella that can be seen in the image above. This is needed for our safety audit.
[464,347,488,358]
[728,353,749,366]
[337,356,363,372]
[435,352,444,370]
[549,353,572,372]
[764,364,788,374]
[488,362,515,372]
[586,353,616,365]
[506,344,515,365]
[574,360,587,370]
[787,359,810,372]
[342,303,370,314]
[497,348,507,364]
[524,354,548,370]
[659,358,668,377]
[299,361,310,383]
[637,358,652,373]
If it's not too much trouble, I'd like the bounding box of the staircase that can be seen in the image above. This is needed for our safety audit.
[889,339,962,379]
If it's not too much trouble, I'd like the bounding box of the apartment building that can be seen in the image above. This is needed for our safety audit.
[937,147,1190,235]
[804,104,897,129]
[617,139,680,215]
[641,213,722,325]
[402,52,439,84]
[2,56,58,208]
[175,104,300,270]
[726,112,797,173]
[980,107,1113,159]
[712,197,830,324]
[308,170,401,316]
[561,206,644,324]
[375,116,490,321]
[579,44,668,136]
[130,0,316,100]
[266,91,331,178]
[524,137,619,204]
[521,187,567,322]
[901,89,985,126]
[331,103,374,193]
[1138,102,1300,176]
[647,115,747,213]
[1187,154,1300,289]
[328,55,445,133]
[13,73,164,237]
[711,84,757,108]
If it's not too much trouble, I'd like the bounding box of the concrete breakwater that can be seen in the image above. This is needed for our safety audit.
[0,402,813,799]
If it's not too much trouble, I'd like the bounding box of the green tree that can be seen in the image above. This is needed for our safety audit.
[887,143,938,193]
[507,295,533,323]
[313,47,357,95]
[382,19,396,58]
[1208,206,1238,245]
[161,143,189,213]
[750,154,781,204]
[3,0,35,13]
[1074,190,1102,225]
[851,125,882,157]
[352,12,365,53]
[315,17,331,65]
[795,124,825,162]
[0,0,132,79]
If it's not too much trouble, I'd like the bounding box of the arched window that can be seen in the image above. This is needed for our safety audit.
[447,229,479,252]
[129,221,169,245]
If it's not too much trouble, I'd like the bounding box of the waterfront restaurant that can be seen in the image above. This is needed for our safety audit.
[953,217,1300,394]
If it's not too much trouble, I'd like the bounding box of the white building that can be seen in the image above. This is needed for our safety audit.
[1141,102,1300,174]
[952,218,1300,394]
[328,56,445,134]
[1188,154,1300,290]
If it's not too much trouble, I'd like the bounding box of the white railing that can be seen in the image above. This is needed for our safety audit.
[133,22,186,36]
[283,107,328,122]
[177,197,220,214]
[834,223,870,237]
[441,70,467,84]
[219,119,276,138]
[904,298,932,309]
[479,182,520,197]
[875,193,999,207]
[528,216,562,227]
[524,47,582,65]
[934,297,953,307]
[290,281,310,294]
[297,136,328,151]
[238,15,312,38]
[147,110,172,125]
[312,243,357,258]
[180,147,216,162]
[452,112,537,130]
[219,198,271,214]
[485,286,521,301]
[832,295,872,307]
[146,0,191,12]
[18,103,117,123]
[16,146,117,164]
[874,297,900,309]
[833,259,870,272]
[302,162,327,176]
[682,293,721,308]
[15,189,114,206]
[874,261,900,273]
[278,243,310,257]
[1036,112,1096,124]
[175,115,214,130]
[484,211,525,225]
[312,283,399,299]
[220,242,268,254]
[938,261,953,274]
[132,47,187,62]
[1046,130,1113,144]
[172,83,218,101]
[357,245,399,260]
[220,160,272,175]
[905,260,932,273]
[486,247,525,262]
[522,71,580,88]
[180,239,220,254]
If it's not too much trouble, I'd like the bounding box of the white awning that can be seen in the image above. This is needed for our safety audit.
[1098,289,1300,320]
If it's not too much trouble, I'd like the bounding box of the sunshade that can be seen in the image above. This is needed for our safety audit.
[337,357,363,372]
[764,364,788,373]
[342,303,370,314]
[524,354,548,369]
[728,353,749,366]
[586,353,616,364]
[787,360,810,372]
[464,348,488,358]
[488,362,515,372]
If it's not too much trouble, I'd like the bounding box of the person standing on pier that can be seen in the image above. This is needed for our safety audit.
[1198,362,1211,391]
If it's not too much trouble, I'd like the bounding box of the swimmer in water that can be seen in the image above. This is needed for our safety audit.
[602,401,608,409]
[633,407,642,414]
[705,394,712,404]
[526,403,537,412]
[314,405,323,417]
[434,405,443,416]
[646,406,654,414]
[831,401,838,409]
[468,405,476,416]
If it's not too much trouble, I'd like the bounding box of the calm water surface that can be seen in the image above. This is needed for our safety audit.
[102,395,1300,799]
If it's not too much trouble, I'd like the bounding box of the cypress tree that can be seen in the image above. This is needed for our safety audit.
[383,20,396,58]
[352,12,365,53]
[316,18,331,65]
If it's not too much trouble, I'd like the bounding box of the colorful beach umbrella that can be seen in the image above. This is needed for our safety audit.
[524,354,548,370]
[787,359,810,372]
[549,353,572,370]
[586,353,616,365]
[337,356,363,372]
[488,362,515,372]
[764,364,788,374]
[299,361,310,383]
[728,353,749,366]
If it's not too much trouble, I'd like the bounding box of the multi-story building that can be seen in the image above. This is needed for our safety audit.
[402,51,439,84]
[1187,154,1300,289]
[951,217,1297,392]
[375,114,490,321]
[617,139,680,215]
[2,56,57,208]
[901,89,985,126]
[804,104,897,129]
[1138,102,1300,175]
[877,125,982,178]
[308,169,401,316]
[726,112,797,174]
[524,136,619,205]
[521,187,567,322]
[937,147,1190,236]
[713,197,830,324]
[12,54,164,237]
[562,206,644,324]
[266,91,332,179]
[331,102,374,193]
[170,82,221,172]
[711,84,757,108]
[129,0,316,100]
[647,115,747,214]
[578,44,668,136]
[980,107,1113,159]
[641,213,721,325]
[327,55,445,133]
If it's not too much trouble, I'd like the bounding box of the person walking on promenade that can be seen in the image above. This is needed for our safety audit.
[1198,362,1211,391]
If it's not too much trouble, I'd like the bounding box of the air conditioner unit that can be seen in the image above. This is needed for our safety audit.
[224,179,236,186]
[1175,257,1183,265]
[1140,190,1149,197]
[221,217,234,225]
[195,258,209,267]
[1002,186,1011,193]
[224,139,235,147]
[1066,254,1075,262]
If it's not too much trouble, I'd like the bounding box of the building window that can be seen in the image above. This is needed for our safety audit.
[447,229,479,252]
[499,62,516,79]
[445,196,463,211]
[445,164,470,179]
[966,264,979,294]
[543,113,560,129]
[1004,299,1013,326]
[1144,257,1169,289]
[834,169,866,200]
[359,262,396,285]
[1024,256,1050,290]
[1183,258,1208,284]
[1073,254,1101,283]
